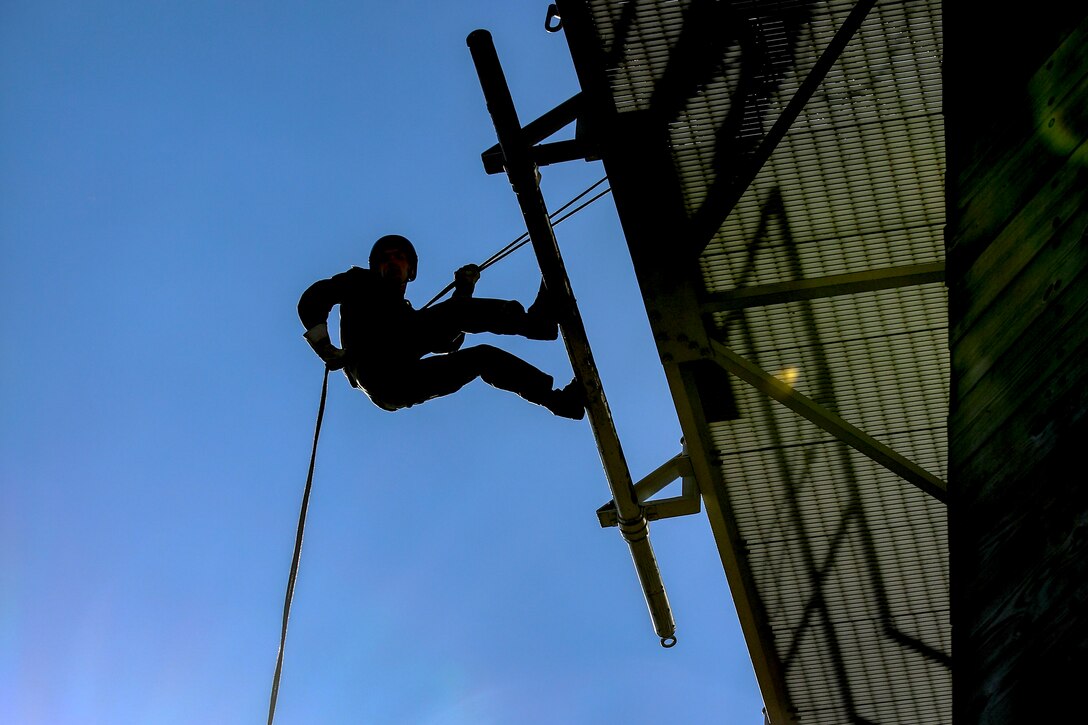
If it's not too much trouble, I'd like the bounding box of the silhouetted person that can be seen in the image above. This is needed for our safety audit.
[298,234,586,419]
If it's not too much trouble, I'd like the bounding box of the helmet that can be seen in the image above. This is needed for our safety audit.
[369,234,418,282]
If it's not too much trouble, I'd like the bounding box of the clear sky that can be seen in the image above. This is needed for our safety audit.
[1,2,764,723]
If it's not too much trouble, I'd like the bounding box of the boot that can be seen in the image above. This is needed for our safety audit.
[523,280,561,341]
[443,292,558,341]
[543,378,586,420]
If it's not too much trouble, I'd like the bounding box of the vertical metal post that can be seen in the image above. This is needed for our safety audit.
[467,29,676,645]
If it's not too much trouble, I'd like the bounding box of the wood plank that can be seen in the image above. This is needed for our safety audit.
[951,71,1088,261]
[951,143,1088,345]
[950,265,1088,464]
[954,17,1088,199]
[952,396,1088,724]
[952,201,1088,403]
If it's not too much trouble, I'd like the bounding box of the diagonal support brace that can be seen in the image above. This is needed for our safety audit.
[468,28,677,646]
[708,340,948,502]
[481,93,596,175]
[597,450,700,528]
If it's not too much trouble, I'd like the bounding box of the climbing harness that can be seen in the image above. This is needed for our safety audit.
[420,176,611,309]
[267,366,330,725]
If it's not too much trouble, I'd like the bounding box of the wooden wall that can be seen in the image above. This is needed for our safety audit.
[947,5,1088,723]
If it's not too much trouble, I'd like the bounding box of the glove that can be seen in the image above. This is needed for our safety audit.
[453,264,480,299]
[302,323,347,370]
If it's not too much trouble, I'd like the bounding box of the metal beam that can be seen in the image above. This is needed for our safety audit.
[703,0,880,241]
[467,28,677,646]
[481,93,589,174]
[700,262,946,312]
[708,340,948,502]
[551,2,803,716]
[667,360,799,724]
[597,451,700,528]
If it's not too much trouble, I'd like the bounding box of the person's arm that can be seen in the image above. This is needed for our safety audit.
[298,276,347,369]
[428,264,480,352]
[452,263,479,299]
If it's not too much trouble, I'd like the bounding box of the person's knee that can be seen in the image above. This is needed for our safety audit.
[439,344,496,375]
[464,343,504,365]
[462,344,530,381]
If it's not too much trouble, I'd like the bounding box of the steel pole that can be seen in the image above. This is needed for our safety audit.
[467,28,676,645]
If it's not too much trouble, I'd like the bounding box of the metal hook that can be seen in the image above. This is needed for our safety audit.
[545,4,563,33]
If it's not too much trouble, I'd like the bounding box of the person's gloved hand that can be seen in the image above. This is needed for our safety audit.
[302,323,347,370]
[453,264,480,299]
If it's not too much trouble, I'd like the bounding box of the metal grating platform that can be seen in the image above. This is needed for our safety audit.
[558,0,950,721]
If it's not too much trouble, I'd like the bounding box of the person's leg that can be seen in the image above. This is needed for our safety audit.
[361,355,481,410]
[407,345,585,418]
[525,278,563,330]
[423,287,559,341]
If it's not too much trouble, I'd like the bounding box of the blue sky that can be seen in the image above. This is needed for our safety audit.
[1,2,764,723]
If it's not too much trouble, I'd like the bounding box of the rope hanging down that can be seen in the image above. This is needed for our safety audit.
[267,365,330,725]
[421,176,611,309]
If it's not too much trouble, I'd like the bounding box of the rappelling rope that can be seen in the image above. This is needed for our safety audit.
[420,176,612,309]
[267,365,330,725]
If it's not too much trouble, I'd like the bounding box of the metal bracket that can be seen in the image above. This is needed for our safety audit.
[597,449,701,528]
[707,339,949,502]
[699,262,946,313]
[480,92,598,175]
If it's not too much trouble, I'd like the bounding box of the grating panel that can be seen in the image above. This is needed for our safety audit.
[571,0,950,721]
